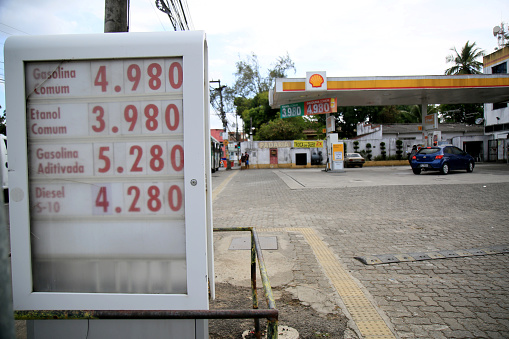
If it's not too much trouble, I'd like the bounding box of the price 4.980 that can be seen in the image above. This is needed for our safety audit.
[93,182,184,215]
[91,58,183,95]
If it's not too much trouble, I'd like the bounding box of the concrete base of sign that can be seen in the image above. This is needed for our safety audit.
[27,319,207,339]
[325,169,345,173]
[242,326,299,339]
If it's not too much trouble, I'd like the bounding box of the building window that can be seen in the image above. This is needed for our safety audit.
[491,62,508,109]
[492,62,507,74]
[493,102,508,110]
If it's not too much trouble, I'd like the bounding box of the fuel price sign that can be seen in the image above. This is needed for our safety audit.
[6,32,212,311]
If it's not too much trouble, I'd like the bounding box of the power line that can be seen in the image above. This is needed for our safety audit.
[0,23,30,35]
[154,0,192,31]
[147,0,167,31]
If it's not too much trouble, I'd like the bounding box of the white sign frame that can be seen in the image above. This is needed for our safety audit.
[306,71,327,91]
[5,32,212,311]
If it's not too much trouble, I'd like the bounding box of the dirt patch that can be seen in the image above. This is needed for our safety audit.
[209,282,350,339]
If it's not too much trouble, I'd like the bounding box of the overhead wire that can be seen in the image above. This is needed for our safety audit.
[147,0,167,31]
[155,0,192,31]
[182,0,194,29]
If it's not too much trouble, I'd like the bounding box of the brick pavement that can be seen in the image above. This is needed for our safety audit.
[212,168,509,338]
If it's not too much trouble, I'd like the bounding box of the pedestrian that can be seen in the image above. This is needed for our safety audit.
[240,153,246,169]
[245,152,249,169]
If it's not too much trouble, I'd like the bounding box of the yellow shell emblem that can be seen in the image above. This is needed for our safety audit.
[309,74,324,88]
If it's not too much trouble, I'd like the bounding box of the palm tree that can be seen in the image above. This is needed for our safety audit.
[445,41,485,75]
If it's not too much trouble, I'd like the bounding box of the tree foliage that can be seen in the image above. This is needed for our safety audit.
[438,103,483,124]
[256,118,306,141]
[445,41,484,75]
[215,52,298,140]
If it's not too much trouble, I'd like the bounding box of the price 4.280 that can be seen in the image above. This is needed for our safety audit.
[93,183,184,215]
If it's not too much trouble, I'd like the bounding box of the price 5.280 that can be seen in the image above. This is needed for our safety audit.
[94,142,184,175]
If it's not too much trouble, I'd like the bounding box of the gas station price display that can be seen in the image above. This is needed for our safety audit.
[6,32,212,311]
[27,58,185,218]
[281,98,337,119]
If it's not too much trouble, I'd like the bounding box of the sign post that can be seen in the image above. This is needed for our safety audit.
[6,31,212,338]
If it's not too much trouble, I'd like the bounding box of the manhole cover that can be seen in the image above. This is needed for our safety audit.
[229,236,278,250]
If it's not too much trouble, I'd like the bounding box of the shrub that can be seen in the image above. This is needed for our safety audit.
[380,142,386,160]
[396,140,403,160]
[365,143,372,161]
[353,141,359,152]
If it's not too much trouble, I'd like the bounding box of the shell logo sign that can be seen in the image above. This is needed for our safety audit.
[306,71,327,91]
[309,74,324,88]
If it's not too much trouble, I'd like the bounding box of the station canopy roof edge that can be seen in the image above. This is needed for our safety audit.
[270,74,509,108]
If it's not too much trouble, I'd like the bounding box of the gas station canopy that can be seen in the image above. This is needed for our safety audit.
[270,74,509,108]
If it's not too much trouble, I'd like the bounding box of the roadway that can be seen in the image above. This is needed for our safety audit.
[211,163,509,338]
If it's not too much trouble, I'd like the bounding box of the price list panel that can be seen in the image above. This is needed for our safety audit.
[6,32,210,311]
[26,57,189,295]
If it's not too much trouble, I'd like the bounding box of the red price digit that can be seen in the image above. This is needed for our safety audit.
[127,64,141,91]
[91,106,106,133]
[169,62,183,89]
[147,63,162,90]
[124,104,138,131]
[149,145,164,172]
[170,144,184,171]
[98,146,111,173]
[165,103,180,131]
[144,104,159,131]
[129,145,143,172]
[168,185,182,211]
[94,65,108,92]
[95,186,109,212]
[147,185,161,212]
[127,186,141,212]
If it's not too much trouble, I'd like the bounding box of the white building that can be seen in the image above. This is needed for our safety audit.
[483,46,509,161]
[349,123,485,161]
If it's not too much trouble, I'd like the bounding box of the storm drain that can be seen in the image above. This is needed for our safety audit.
[355,244,509,265]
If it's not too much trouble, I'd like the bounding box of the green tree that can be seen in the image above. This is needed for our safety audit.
[256,118,306,140]
[228,53,296,139]
[445,41,484,75]
[438,103,483,124]
[398,104,439,123]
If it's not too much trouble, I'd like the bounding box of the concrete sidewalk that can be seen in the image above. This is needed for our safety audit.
[211,166,509,338]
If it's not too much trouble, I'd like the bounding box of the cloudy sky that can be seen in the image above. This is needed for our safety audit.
[1,0,508,130]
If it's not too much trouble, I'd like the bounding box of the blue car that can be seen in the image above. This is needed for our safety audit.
[410,145,475,175]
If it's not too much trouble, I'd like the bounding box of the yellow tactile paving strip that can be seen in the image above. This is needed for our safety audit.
[261,227,396,339]
[212,171,238,202]
[212,180,395,338]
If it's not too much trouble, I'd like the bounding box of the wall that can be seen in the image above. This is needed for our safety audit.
[240,140,326,169]
[344,138,412,160]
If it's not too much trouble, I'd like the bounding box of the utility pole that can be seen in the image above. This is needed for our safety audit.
[104,0,128,32]
[210,80,230,169]
[210,80,227,131]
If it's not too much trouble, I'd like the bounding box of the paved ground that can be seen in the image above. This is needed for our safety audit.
[211,164,509,338]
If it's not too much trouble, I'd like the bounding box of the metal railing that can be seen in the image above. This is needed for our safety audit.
[14,227,278,339]
[214,227,278,338]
